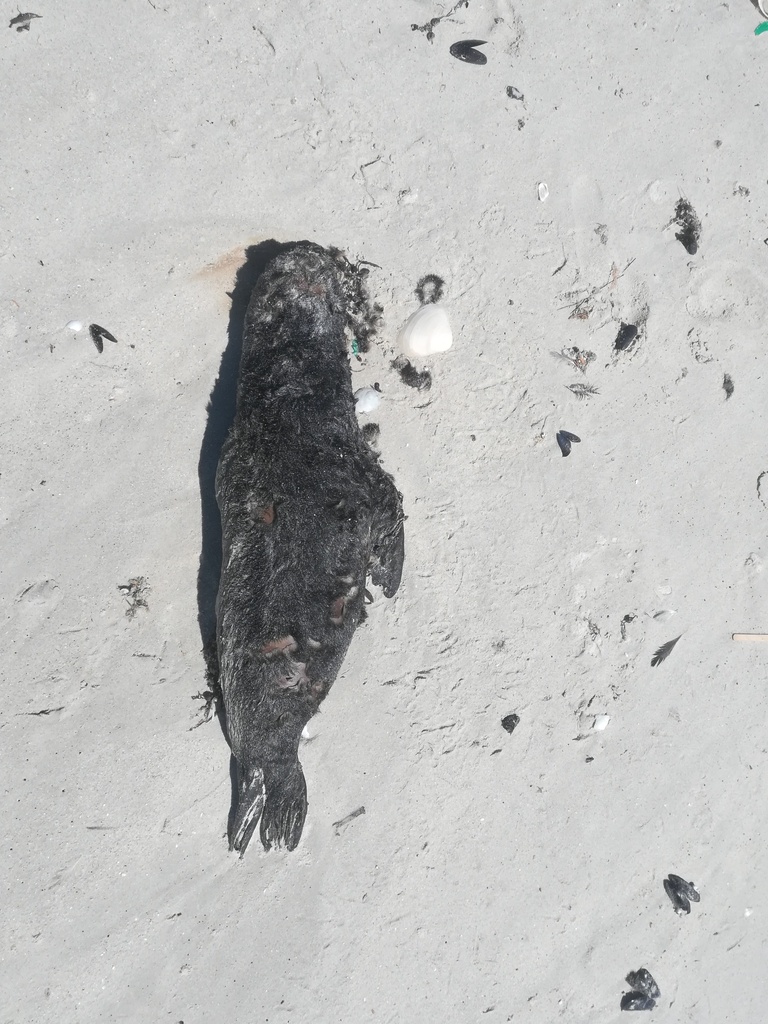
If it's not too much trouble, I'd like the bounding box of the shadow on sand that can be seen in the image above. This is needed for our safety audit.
[196,238,284,672]
[195,239,285,837]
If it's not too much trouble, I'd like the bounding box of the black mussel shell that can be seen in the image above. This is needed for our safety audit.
[449,39,488,64]
[625,969,660,1000]
[556,430,581,457]
[621,992,656,1012]
[615,322,638,351]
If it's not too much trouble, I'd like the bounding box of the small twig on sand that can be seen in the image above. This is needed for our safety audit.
[332,806,365,835]
[559,258,636,315]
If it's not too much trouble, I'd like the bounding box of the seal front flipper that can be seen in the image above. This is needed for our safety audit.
[369,476,405,599]
[260,761,308,851]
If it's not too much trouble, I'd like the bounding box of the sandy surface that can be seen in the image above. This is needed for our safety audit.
[3,1,768,1021]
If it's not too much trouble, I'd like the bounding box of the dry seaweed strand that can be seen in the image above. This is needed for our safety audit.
[560,258,636,318]
[411,0,468,41]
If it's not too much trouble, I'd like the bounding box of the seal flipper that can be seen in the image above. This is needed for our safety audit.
[230,764,265,856]
[369,477,405,598]
[260,761,308,851]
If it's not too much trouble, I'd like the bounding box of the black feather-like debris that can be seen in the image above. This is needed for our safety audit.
[614,323,638,352]
[673,198,701,255]
[9,12,41,31]
[625,969,660,1000]
[565,383,599,400]
[664,873,700,915]
[621,992,656,1012]
[556,430,581,457]
[391,355,432,391]
[89,323,119,353]
[415,274,445,305]
[362,422,380,447]
[650,634,681,667]
[501,713,520,734]
[723,373,734,400]
[449,39,488,64]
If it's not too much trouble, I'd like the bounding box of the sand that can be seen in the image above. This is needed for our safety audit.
[3,1,768,1021]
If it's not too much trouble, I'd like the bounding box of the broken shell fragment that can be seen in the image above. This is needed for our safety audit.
[537,182,549,202]
[397,303,453,358]
[66,320,83,332]
[592,714,611,732]
[354,386,381,414]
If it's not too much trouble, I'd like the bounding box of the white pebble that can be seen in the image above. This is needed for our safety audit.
[537,182,549,202]
[354,386,381,414]
[66,320,83,332]
[397,303,453,358]
[592,714,611,732]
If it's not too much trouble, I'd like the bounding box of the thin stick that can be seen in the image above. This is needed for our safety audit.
[332,806,365,834]
[732,633,768,642]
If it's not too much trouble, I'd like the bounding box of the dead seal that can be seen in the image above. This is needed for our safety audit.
[215,242,405,855]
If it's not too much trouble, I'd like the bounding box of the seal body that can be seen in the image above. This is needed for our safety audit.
[215,243,404,854]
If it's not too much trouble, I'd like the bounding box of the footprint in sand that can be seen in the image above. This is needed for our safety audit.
[685,261,767,328]
[16,579,61,613]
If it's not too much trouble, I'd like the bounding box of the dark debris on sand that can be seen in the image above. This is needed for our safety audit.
[392,354,432,391]
[673,198,701,255]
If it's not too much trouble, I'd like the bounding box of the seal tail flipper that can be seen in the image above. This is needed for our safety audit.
[230,766,265,856]
[260,762,308,852]
[369,480,405,599]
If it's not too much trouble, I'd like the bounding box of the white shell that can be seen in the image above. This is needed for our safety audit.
[537,182,549,202]
[66,320,83,332]
[354,386,381,414]
[652,609,676,622]
[397,304,453,358]
[592,714,611,732]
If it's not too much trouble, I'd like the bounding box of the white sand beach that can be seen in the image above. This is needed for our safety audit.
[3,1,768,1021]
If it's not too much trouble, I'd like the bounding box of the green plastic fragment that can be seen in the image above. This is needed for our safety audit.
[756,20,768,35]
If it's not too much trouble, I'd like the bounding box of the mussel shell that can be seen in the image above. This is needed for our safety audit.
[621,992,656,1012]
[449,39,488,64]
[664,877,691,914]
[668,873,700,902]
[625,969,660,1000]
[615,322,638,351]
[501,713,520,734]
[556,430,581,457]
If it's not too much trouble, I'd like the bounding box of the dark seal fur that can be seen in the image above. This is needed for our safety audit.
[215,242,405,855]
